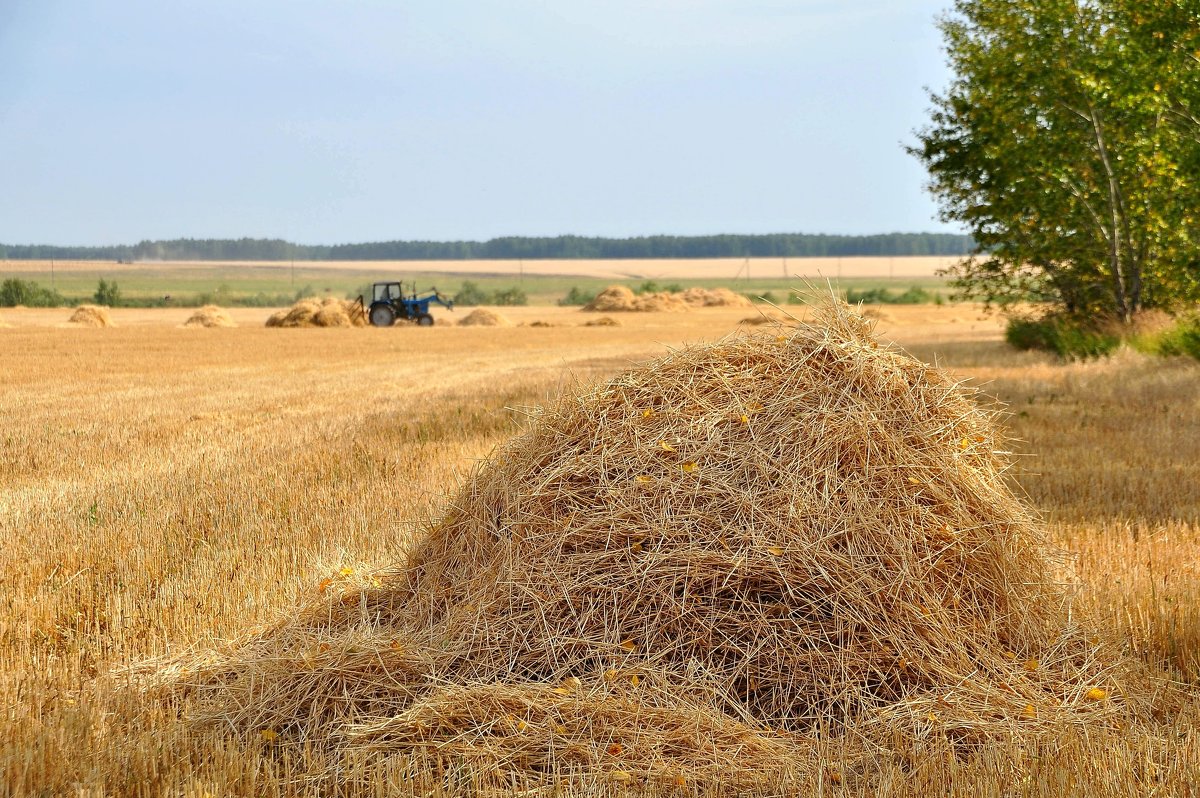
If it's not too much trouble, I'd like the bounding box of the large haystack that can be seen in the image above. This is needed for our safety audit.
[459,308,511,326]
[182,305,237,328]
[67,305,114,327]
[158,301,1142,790]
[265,297,366,328]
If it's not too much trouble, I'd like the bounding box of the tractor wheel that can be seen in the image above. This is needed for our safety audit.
[369,304,396,327]
[416,313,435,327]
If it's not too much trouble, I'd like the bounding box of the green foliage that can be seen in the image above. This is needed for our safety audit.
[0,278,66,307]
[913,0,1200,320]
[453,281,492,307]
[490,287,528,306]
[453,281,526,307]
[1142,315,1200,360]
[752,291,780,304]
[558,286,597,306]
[633,280,684,295]
[846,286,936,305]
[93,279,122,306]
[1005,315,1122,360]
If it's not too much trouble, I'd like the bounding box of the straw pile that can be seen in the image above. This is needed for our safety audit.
[182,305,237,328]
[154,300,1145,790]
[583,285,752,312]
[678,287,753,308]
[67,305,114,327]
[583,316,620,327]
[265,297,366,328]
[459,308,511,326]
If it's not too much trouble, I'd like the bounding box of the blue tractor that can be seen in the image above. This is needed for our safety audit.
[364,282,454,327]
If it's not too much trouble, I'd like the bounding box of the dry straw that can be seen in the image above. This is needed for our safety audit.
[148,299,1158,790]
[265,297,367,328]
[182,305,237,328]
[583,285,751,313]
[67,304,115,327]
[459,308,512,327]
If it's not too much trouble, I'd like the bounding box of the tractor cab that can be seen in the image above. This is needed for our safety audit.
[365,281,454,327]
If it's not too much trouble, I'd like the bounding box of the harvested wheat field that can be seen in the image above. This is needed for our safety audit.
[67,303,115,327]
[459,308,512,326]
[183,305,237,328]
[265,296,366,327]
[1,301,1197,797]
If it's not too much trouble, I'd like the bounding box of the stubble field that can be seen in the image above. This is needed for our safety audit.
[1,302,1198,796]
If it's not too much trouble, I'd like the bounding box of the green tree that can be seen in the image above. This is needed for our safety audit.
[94,279,122,306]
[912,0,1200,322]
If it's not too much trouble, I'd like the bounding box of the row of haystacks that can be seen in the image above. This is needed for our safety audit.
[136,300,1164,791]
[583,285,752,313]
[265,297,367,328]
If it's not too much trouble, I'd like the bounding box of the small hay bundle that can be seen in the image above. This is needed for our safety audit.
[265,297,366,328]
[67,305,114,327]
[582,315,620,327]
[182,305,237,328]
[458,308,511,326]
[163,301,1137,789]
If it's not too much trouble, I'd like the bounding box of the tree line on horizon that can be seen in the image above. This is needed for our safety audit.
[0,232,974,262]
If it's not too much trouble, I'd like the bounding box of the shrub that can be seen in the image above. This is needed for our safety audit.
[0,278,66,307]
[453,281,491,307]
[1148,315,1200,360]
[491,287,528,306]
[846,286,936,305]
[1005,314,1121,360]
[93,279,122,306]
[558,286,598,306]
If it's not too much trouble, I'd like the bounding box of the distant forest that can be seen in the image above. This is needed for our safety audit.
[0,233,974,261]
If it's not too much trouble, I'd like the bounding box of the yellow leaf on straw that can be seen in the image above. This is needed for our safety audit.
[630,674,640,687]
[607,743,624,756]
[674,775,687,786]
[562,676,581,691]
[317,577,333,594]
[635,475,654,483]
[927,712,940,723]
[681,461,699,473]
[610,770,632,783]
[1023,659,1039,672]
[1086,687,1108,702]
[259,729,278,742]
[747,401,765,412]
[554,725,567,734]
[641,409,654,418]
[907,477,921,485]
[515,719,528,731]
[620,639,637,652]
[1003,651,1017,661]
[338,566,354,577]
[959,437,970,450]
[659,440,676,452]
[630,541,643,553]
[604,668,618,682]
[1022,703,1036,719]
[740,414,750,424]
[767,546,784,556]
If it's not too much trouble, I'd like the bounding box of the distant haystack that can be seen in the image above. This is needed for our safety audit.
[458,308,511,327]
[265,297,366,328]
[583,285,752,312]
[183,305,237,328]
[67,305,114,328]
[679,287,753,308]
[582,285,689,312]
[583,316,620,327]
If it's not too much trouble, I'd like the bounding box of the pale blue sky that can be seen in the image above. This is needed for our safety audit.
[1,0,958,245]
